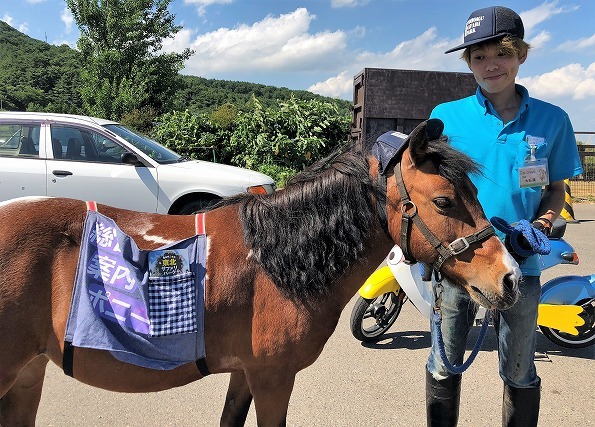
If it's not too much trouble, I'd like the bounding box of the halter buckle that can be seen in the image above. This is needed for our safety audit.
[448,237,470,255]
[401,200,417,215]
[433,280,444,312]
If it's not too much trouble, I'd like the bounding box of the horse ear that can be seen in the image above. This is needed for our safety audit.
[408,118,444,165]
[425,118,444,141]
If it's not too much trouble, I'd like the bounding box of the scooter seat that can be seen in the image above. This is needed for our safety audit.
[549,218,567,239]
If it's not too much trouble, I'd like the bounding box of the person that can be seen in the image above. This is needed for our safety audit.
[426,6,583,427]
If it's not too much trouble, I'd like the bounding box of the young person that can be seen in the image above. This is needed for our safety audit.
[426,6,583,427]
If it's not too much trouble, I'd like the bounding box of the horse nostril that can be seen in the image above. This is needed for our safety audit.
[503,272,518,294]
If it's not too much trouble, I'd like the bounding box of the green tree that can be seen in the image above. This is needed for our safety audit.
[66,0,192,120]
[230,96,351,172]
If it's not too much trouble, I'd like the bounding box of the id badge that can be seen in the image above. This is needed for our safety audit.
[519,138,549,188]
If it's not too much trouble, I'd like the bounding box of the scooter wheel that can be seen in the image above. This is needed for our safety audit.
[349,291,406,342]
[540,299,595,349]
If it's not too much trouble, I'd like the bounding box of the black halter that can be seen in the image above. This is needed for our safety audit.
[379,160,495,272]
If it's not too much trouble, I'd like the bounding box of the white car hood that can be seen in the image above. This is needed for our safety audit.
[165,160,274,186]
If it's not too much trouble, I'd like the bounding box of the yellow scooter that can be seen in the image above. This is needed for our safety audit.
[350,233,594,348]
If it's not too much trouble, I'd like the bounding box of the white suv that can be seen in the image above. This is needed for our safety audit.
[0,112,275,214]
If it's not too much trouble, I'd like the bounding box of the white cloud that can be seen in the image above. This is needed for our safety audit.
[163,28,195,52]
[2,13,27,34]
[61,6,74,33]
[526,30,551,49]
[177,8,347,76]
[518,62,595,100]
[25,0,47,3]
[331,0,369,8]
[2,14,14,27]
[519,0,577,37]
[350,25,366,39]
[558,34,595,52]
[183,0,233,16]
[518,63,595,130]
[308,71,353,98]
[52,39,76,48]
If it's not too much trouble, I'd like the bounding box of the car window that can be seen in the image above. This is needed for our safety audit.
[50,124,130,163]
[0,123,40,158]
[103,124,181,163]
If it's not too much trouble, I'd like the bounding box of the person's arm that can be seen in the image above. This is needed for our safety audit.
[532,180,566,233]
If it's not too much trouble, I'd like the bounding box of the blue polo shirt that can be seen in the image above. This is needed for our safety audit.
[430,84,583,275]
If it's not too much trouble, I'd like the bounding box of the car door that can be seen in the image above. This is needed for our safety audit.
[0,121,46,201]
[46,123,160,213]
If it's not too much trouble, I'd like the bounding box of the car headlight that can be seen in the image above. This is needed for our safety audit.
[247,184,276,195]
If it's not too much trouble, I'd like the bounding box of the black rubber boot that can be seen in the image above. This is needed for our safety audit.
[502,381,540,427]
[426,369,462,427]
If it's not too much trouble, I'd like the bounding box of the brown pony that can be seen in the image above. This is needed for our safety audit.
[0,120,520,426]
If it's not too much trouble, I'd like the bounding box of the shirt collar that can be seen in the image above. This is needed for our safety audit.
[475,84,530,117]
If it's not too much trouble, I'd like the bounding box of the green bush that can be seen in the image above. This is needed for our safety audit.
[152,110,233,163]
[229,96,351,172]
[151,97,351,187]
[256,163,297,189]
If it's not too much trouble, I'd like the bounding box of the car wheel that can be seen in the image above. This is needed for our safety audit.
[177,197,221,215]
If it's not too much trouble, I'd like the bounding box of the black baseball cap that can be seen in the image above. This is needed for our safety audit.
[445,6,524,53]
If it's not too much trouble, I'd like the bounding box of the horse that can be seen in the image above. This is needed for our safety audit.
[0,119,520,426]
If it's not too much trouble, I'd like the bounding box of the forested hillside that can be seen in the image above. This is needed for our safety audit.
[0,20,82,112]
[0,20,351,116]
[174,75,351,116]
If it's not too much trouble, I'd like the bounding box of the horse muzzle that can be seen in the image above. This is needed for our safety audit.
[468,255,521,310]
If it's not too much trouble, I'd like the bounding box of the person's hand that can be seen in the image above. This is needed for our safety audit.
[531,217,552,237]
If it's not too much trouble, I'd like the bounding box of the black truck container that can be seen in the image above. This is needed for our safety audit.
[351,68,477,144]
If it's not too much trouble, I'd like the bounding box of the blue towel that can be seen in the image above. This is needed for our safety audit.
[65,210,206,370]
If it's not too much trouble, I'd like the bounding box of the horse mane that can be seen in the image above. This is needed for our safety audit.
[213,136,480,300]
[215,143,376,300]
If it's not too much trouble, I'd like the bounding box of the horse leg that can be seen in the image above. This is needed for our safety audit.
[220,371,253,426]
[0,355,49,427]
[246,368,296,427]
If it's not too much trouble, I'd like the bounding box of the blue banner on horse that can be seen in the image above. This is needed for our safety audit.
[65,210,206,370]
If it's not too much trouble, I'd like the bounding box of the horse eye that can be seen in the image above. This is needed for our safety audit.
[433,197,452,210]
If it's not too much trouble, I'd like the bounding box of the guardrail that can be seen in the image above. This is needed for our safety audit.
[571,132,594,201]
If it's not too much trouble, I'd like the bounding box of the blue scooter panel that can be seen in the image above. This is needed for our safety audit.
[540,274,595,305]
[539,239,577,270]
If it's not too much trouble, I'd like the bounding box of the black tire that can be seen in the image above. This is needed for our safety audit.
[349,291,406,342]
[177,197,221,215]
[540,299,595,349]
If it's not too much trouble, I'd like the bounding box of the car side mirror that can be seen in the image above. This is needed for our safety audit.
[121,152,145,166]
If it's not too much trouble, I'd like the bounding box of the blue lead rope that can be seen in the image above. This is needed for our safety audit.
[432,276,491,375]
[434,308,491,375]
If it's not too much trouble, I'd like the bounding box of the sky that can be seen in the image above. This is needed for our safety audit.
[2,0,595,132]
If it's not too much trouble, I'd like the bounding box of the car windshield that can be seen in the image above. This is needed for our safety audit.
[103,124,183,164]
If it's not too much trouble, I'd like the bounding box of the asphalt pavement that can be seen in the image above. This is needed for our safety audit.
[36,203,595,426]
